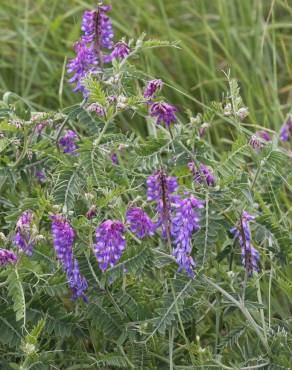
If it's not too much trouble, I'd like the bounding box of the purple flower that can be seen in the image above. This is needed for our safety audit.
[0,249,17,266]
[149,102,177,127]
[147,170,178,237]
[107,95,117,104]
[111,41,130,60]
[36,120,51,134]
[95,220,126,272]
[59,130,78,155]
[280,116,292,141]
[67,259,88,302]
[87,103,104,116]
[230,211,260,276]
[257,130,271,142]
[188,162,216,186]
[111,152,118,164]
[171,195,204,278]
[96,5,114,50]
[51,215,87,300]
[86,205,97,220]
[67,41,98,95]
[126,207,156,239]
[13,211,34,256]
[36,170,46,183]
[16,211,33,229]
[81,6,114,50]
[249,130,271,151]
[51,215,75,272]
[68,5,114,95]
[144,79,163,99]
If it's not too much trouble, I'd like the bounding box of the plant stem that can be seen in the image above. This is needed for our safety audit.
[94,119,111,147]
[255,275,268,342]
[169,326,174,370]
[202,275,270,354]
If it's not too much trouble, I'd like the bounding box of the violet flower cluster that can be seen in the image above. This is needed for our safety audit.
[36,170,46,183]
[111,41,130,60]
[59,130,78,155]
[68,5,114,95]
[150,102,177,127]
[171,195,204,277]
[144,79,163,99]
[51,215,88,301]
[146,170,204,278]
[126,207,156,239]
[249,130,271,151]
[143,79,177,127]
[67,41,98,95]
[81,6,114,49]
[95,220,126,272]
[13,211,35,256]
[280,116,292,141]
[68,4,131,96]
[188,162,216,186]
[0,249,17,266]
[230,211,260,275]
[147,170,178,237]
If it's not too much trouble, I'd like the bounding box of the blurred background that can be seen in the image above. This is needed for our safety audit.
[0,0,291,131]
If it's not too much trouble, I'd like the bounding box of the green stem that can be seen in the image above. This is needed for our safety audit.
[170,282,196,366]
[255,276,268,342]
[268,252,273,330]
[202,275,270,354]
[169,326,174,370]
[94,119,111,147]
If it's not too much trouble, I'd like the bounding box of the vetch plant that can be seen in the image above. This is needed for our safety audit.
[0,2,291,369]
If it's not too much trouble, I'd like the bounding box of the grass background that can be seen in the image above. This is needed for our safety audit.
[0,0,291,132]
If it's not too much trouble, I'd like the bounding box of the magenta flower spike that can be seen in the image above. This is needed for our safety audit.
[13,211,35,256]
[51,215,88,300]
[95,220,126,272]
[230,211,260,275]
[144,79,163,99]
[149,102,177,127]
[126,207,156,239]
[0,249,17,266]
[171,195,204,278]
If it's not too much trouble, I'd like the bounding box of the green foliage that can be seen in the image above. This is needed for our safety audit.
[0,1,291,369]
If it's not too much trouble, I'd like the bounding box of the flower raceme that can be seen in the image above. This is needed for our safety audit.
[144,79,163,99]
[68,5,114,95]
[126,207,156,239]
[280,116,292,141]
[230,211,260,275]
[249,130,271,151]
[147,170,178,237]
[111,41,130,60]
[51,215,88,301]
[188,162,216,186]
[149,102,177,127]
[59,130,78,155]
[171,195,204,278]
[147,171,205,277]
[95,220,126,272]
[67,41,98,95]
[13,211,35,256]
[0,249,17,266]
[81,6,114,50]
[51,215,74,272]
[36,169,46,183]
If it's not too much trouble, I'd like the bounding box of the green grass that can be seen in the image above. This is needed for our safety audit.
[0,0,291,129]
